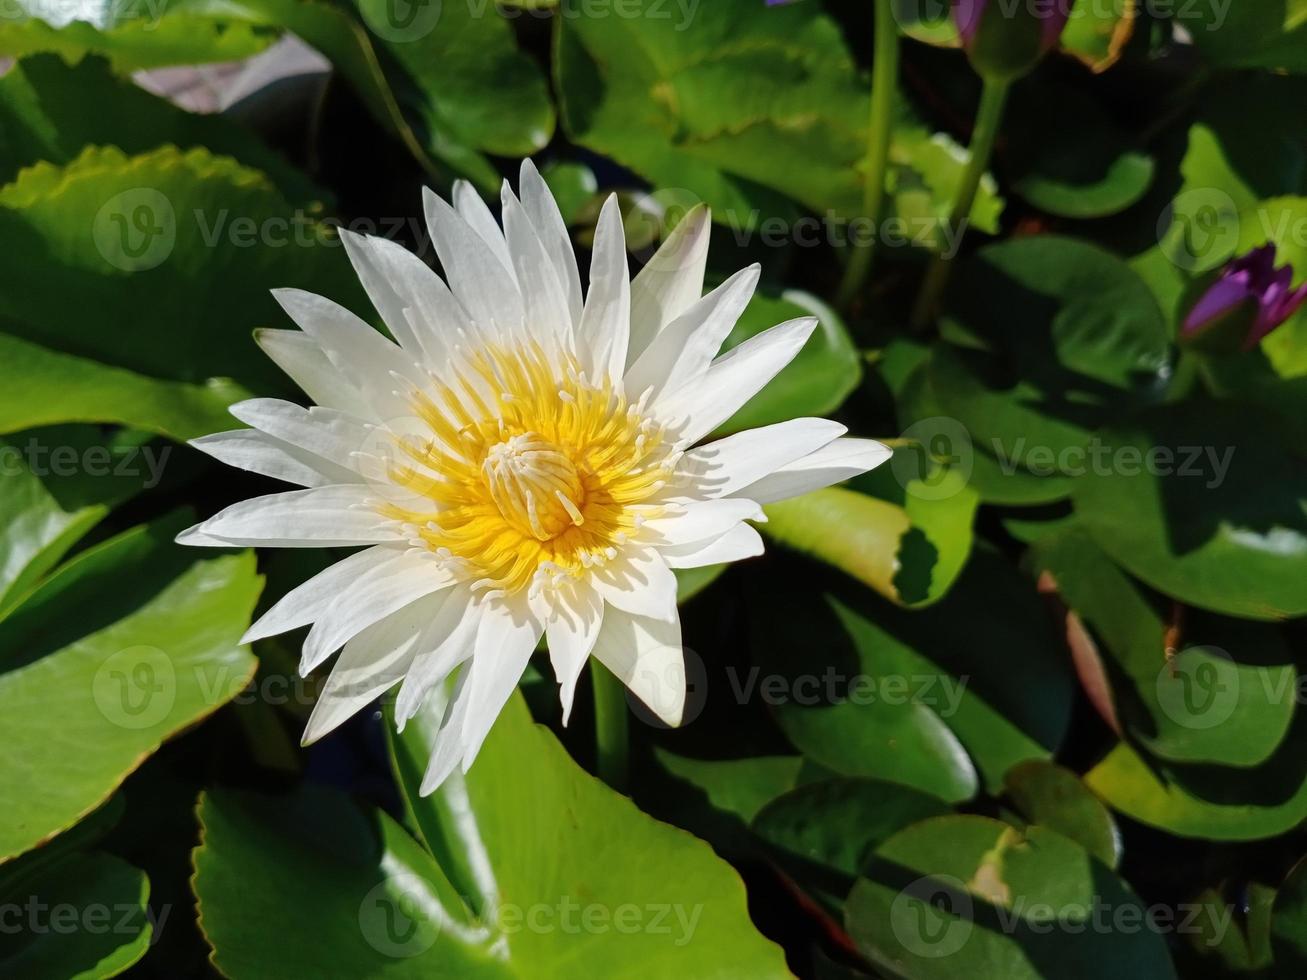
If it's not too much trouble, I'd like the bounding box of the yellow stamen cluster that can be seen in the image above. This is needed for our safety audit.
[380,340,678,598]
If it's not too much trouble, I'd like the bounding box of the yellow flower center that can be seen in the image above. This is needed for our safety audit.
[379,341,676,598]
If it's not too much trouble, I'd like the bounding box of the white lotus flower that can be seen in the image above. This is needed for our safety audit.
[179,161,889,792]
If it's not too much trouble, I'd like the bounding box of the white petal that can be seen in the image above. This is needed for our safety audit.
[736,437,892,504]
[658,317,818,445]
[300,592,445,745]
[338,228,467,362]
[501,183,573,345]
[627,204,710,365]
[423,186,524,336]
[642,497,765,547]
[590,607,685,727]
[253,328,372,419]
[300,551,460,672]
[226,398,373,473]
[243,546,404,643]
[577,194,630,380]
[661,522,765,569]
[591,547,678,624]
[544,583,603,725]
[419,668,472,795]
[458,599,542,767]
[176,485,403,548]
[189,429,361,488]
[270,288,424,418]
[394,586,482,729]
[676,417,847,498]
[453,180,514,275]
[624,264,759,398]
[520,159,583,325]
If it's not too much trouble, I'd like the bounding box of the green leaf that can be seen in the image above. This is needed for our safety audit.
[1272,853,1307,974]
[752,778,950,882]
[931,236,1171,475]
[385,690,792,976]
[0,521,261,861]
[845,816,1178,979]
[1032,527,1296,767]
[0,851,152,979]
[555,0,1001,231]
[760,479,978,609]
[1002,761,1121,868]
[717,288,861,435]
[1072,399,1307,621]
[896,361,1075,506]
[1009,82,1155,219]
[1085,721,1307,841]
[0,439,107,614]
[194,786,509,979]
[1188,0,1307,73]
[1059,0,1137,72]
[655,750,804,827]
[237,0,551,187]
[746,549,1073,799]
[0,53,326,204]
[0,0,277,71]
[0,144,365,437]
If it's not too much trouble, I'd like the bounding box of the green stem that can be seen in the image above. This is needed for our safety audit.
[910,76,1011,329]
[835,0,900,311]
[590,659,629,791]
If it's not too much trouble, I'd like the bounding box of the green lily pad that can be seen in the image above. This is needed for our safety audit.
[0,851,152,979]
[1085,725,1307,841]
[0,519,261,861]
[0,0,276,70]
[845,816,1178,979]
[383,690,792,976]
[194,786,509,979]
[718,288,861,435]
[1073,399,1307,621]
[752,778,950,882]
[555,0,1001,229]
[896,361,1075,506]
[1032,527,1296,766]
[0,439,108,616]
[1187,1,1307,73]
[0,53,325,204]
[1272,853,1307,974]
[931,236,1171,475]
[0,144,365,437]
[746,548,1072,799]
[1003,761,1121,868]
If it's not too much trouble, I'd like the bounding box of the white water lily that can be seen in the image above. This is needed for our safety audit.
[179,161,889,792]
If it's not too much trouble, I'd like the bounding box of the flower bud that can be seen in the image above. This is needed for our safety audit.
[955,0,1072,82]
[1180,244,1307,353]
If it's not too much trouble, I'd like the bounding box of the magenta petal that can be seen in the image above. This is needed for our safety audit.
[955,0,985,45]
[1183,277,1252,335]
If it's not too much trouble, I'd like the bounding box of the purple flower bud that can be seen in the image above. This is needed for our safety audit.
[1182,245,1307,351]
[955,0,1072,80]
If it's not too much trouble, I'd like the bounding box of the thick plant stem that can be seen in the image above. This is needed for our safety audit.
[835,0,900,311]
[910,76,1011,329]
[591,659,629,791]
